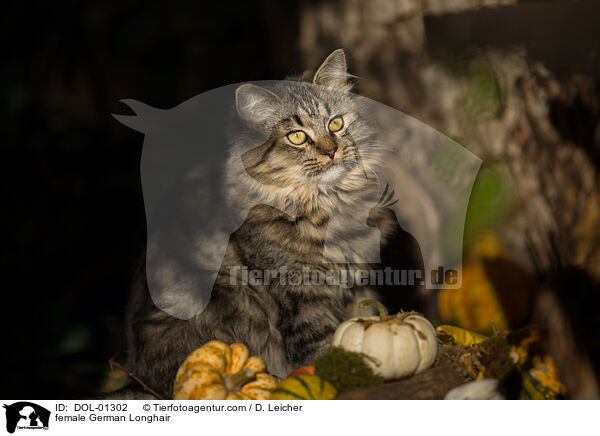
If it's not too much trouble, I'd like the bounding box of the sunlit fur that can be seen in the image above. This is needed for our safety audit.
[227,79,389,262]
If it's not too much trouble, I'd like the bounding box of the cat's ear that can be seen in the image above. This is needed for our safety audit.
[313,49,352,90]
[235,84,280,128]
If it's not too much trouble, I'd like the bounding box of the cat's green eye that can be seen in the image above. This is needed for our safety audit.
[328,116,344,133]
[287,130,307,145]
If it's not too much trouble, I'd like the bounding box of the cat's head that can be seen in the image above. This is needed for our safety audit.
[235,49,377,188]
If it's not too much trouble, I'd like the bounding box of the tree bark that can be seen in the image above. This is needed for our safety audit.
[337,360,473,400]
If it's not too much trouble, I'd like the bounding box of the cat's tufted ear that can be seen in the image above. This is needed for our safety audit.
[313,49,352,90]
[235,84,280,129]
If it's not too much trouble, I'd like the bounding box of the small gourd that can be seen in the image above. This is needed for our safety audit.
[270,374,337,400]
[287,365,315,378]
[173,340,278,400]
[520,356,566,400]
[332,299,438,379]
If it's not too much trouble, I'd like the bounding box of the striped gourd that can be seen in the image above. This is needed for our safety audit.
[173,341,278,400]
[270,374,337,400]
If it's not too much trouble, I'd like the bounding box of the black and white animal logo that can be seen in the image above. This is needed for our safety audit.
[3,402,50,434]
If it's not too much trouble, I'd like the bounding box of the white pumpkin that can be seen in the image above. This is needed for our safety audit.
[333,299,438,379]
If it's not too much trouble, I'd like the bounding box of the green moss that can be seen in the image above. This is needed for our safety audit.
[314,347,384,393]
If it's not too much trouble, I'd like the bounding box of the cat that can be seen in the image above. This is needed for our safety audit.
[114,49,423,399]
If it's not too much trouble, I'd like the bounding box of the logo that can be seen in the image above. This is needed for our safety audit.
[3,402,50,433]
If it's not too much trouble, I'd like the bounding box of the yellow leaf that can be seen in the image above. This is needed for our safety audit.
[436,324,488,346]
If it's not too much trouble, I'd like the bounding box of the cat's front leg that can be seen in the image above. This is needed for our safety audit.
[277,289,346,368]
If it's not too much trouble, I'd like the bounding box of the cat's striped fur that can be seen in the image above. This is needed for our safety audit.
[123,50,404,399]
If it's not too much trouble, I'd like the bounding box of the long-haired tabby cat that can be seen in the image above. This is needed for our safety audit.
[115,49,422,399]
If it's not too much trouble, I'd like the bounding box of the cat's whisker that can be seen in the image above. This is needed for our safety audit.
[358,156,392,171]
[377,184,390,206]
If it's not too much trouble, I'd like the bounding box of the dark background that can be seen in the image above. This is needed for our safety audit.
[1,0,300,398]
[2,0,599,399]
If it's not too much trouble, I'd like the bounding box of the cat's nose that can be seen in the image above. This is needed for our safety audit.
[322,147,337,159]
[316,136,338,159]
